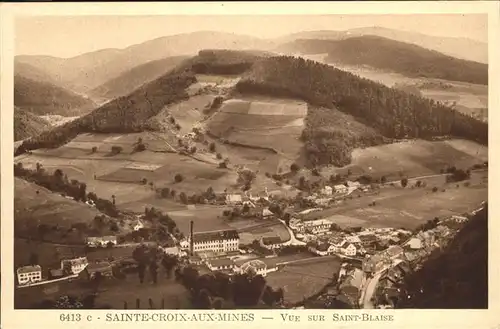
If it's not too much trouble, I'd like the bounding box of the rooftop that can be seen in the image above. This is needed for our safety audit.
[17,265,41,274]
[207,258,234,268]
[262,236,283,245]
[86,236,117,241]
[240,259,267,271]
[62,257,88,267]
[193,229,239,243]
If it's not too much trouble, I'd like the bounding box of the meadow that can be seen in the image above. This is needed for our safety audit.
[266,257,341,304]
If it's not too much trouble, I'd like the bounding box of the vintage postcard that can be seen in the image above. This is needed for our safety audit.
[1,1,499,329]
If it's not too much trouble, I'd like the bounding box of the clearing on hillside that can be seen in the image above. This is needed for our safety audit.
[343,139,487,180]
[207,97,308,164]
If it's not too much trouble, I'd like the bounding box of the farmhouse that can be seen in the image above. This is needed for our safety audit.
[333,184,348,194]
[340,241,357,257]
[405,238,423,250]
[61,257,89,275]
[206,258,235,272]
[321,186,333,196]
[17,265,42,285]
[134,219,145,231]
[261,236,283,250]
[262,208,274,219]
[309,242,334,256]
[191,229,239,253]
[225,194,243,205]
[238,259,278,277]
[86,236,118,248]
[84,261,113,279]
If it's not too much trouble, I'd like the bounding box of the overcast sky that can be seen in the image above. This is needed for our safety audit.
[15,14,488,58]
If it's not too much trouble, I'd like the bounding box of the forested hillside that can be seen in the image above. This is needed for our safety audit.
[88,55,189,102]
[14,108,50,141]
[279,36,487,85]
[236,56,487,145]
[397,205,488,309]
[16,70,196,154]
[14,75,97,116]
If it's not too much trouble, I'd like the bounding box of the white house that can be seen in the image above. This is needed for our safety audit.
[134,219,145,231]
[206,258,235,272]
[86,236,118,248]
[161,245,186,257]
[179,239,190,249]
[262,208,274,219]
[302,218,333,234]
[17,265,42,285]
[309,242,335,256]
[225,194,243,205]
[238,259,277,277]
[405,238,423,250]
[451,215,468,223]
[340,241,357,256]
[321,186,333,196]
[61,257,89,275]
[190,229,239,253]
[333,184,348,194]
[261,236,283,250]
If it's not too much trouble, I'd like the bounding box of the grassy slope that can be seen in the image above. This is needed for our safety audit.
[14,107,51,141]
[14,75,97,116]
[280,36,487,85]
[398,205,487,308]
[14,177,112,242]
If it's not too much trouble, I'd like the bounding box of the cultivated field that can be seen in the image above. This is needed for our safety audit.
[207,97,308,166]
[304,170,487,230]
[341,139,487,180]
[266,257,341,304]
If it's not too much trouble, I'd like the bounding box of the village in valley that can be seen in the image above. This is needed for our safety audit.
[14,155,487,309]
[12,15,489,310]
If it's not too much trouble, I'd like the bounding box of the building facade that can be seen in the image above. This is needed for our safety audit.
[86,236,118,247]
[61,257,89,275]
[17,265,42,285]
[190,229,239,253]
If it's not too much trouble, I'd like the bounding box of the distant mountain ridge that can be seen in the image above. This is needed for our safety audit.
[278,36,487,85]
[276,26,488,64]
[15,31,274,96]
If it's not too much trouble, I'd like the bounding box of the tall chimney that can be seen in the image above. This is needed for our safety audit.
[189,220,194,256]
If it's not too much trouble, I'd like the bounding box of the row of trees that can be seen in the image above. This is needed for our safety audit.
[174,265,284,309]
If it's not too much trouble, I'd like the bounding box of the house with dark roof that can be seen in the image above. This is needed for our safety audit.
[261,236,283,250]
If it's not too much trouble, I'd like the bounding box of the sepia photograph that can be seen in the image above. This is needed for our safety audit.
[9,10,489,312]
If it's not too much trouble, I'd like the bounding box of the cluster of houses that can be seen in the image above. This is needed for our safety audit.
[16,256,114,287]
[302,227,412,259]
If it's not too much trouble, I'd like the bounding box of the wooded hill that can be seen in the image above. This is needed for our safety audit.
[14,107,51,142]
[14,75,97,116]
[279,36,487,85]
[16,51,488,169]
[88,55,190,103]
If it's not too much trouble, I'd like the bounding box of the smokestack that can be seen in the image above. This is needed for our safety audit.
[190,220,194,256]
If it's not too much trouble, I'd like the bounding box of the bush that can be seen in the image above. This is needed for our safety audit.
[91,146,97,153]
[209,142,216,153]
[111,145,123,154]
[174,174,184,183]
[216,153,223,160]
[290,163,300,172]
[401,178,408,188]
[432,187,438,192]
